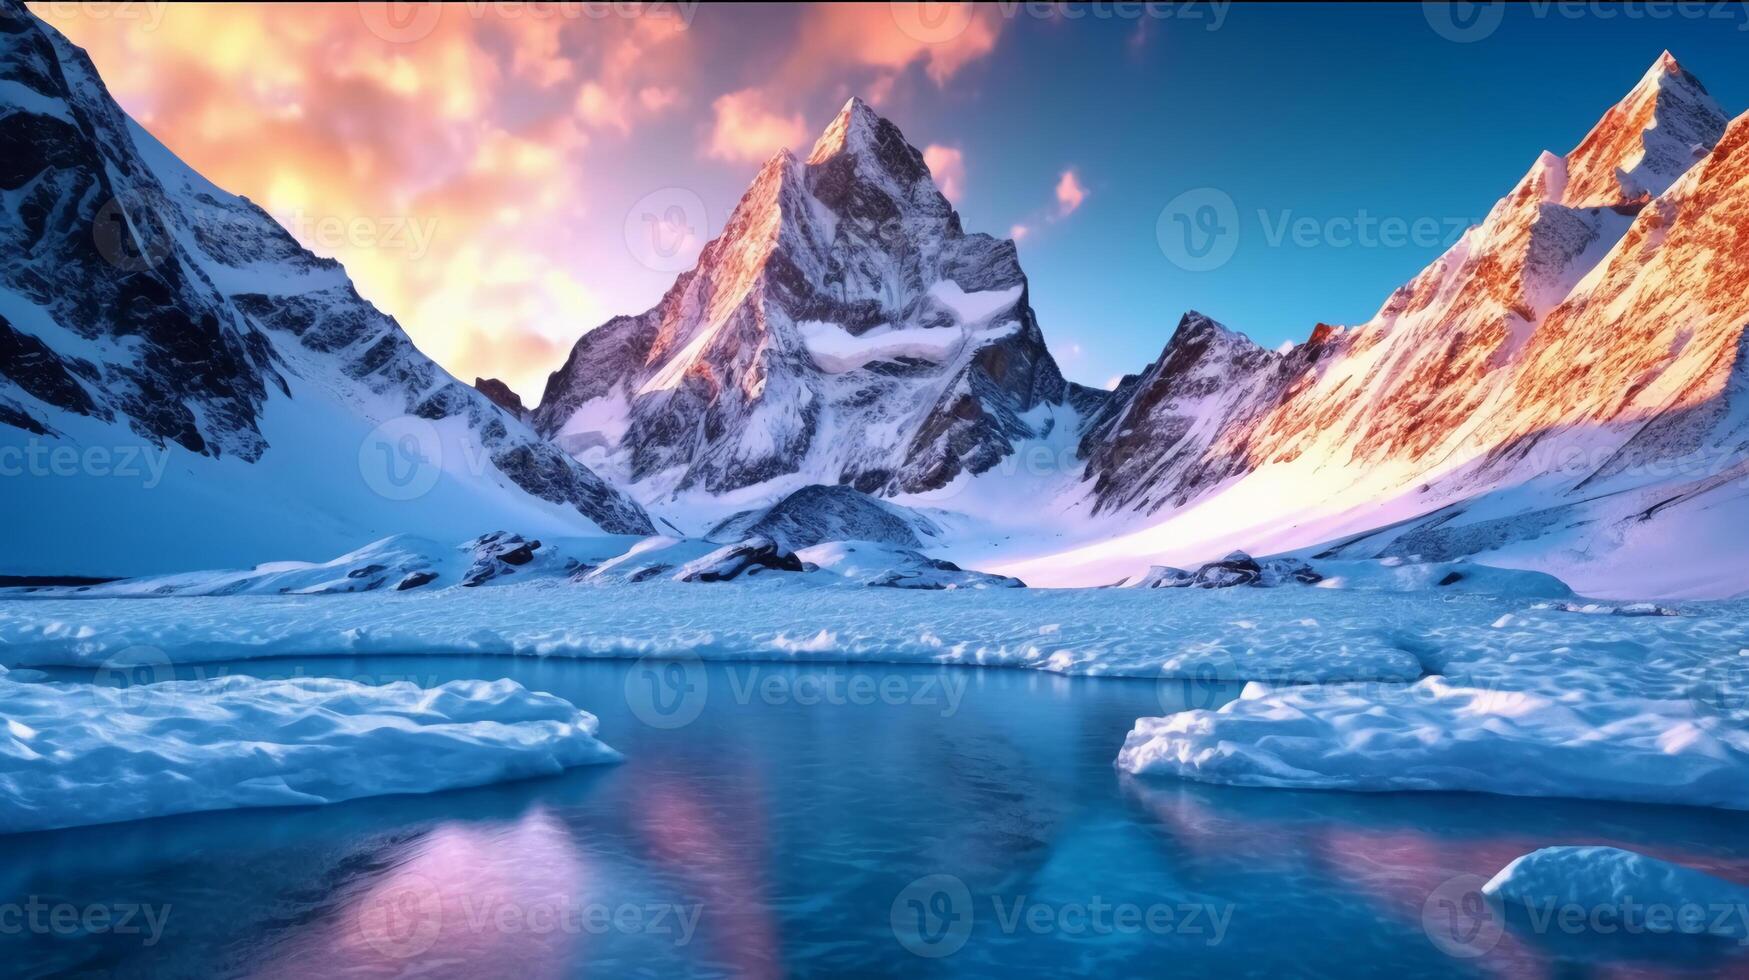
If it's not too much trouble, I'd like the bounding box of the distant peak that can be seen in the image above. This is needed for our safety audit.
[1170,310,1256,348]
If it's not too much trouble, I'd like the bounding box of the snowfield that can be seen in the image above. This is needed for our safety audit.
[0,577,1456,682]
[0,668,619,834]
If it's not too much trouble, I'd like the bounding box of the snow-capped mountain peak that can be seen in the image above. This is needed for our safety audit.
[535,97,1076,509]
[1560,50,1727,207]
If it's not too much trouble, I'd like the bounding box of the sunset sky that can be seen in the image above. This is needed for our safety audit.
[37,2,1749,399]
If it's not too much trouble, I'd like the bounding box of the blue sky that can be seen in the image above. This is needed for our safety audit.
[49,2,1749,395]
[916,3,1749,386]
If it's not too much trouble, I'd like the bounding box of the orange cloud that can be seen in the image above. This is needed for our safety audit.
[794,3,1003,88]
[706,88,808,163]
[922,144,965,202]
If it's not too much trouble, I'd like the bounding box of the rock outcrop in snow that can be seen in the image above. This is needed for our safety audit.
[707,483,941,550]
[534,98,1091,503]
[796,540,1025,589]
[0,8,651,577]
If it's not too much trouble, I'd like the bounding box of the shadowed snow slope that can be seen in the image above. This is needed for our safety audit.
[0,669,618,834]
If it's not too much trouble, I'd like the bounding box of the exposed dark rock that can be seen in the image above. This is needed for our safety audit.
[395,570,439,591]
[674,537,806,583]
[473,377,528,418]
[707,484,937,550]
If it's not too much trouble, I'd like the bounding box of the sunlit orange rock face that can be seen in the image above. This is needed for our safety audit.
[1082,53,1744,535]
[534,98,1079,498]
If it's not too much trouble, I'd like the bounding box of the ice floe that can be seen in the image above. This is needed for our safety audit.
[0,667,618,834]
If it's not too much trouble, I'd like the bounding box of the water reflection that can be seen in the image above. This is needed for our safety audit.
[5,657,1749,978]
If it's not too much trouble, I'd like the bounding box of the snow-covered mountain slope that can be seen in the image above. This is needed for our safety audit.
[0,8,650,575]
[1012,52,1749,598]
[534,98,1092,509]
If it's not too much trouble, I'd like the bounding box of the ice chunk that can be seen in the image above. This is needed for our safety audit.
[1484,846,1749,939]
[1117,676,1749,810]
[0,674,619,834]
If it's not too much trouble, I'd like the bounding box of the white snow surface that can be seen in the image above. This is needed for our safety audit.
[0,579,1461,682]
[1484,846,1749,938]
[1117,596,1749,809]
[0,666,619,835]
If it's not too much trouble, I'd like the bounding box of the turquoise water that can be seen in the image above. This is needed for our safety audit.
[7,656,1749,978]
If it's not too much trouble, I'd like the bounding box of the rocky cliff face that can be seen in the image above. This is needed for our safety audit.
[0,6,650,573]
[1053,52,1749,596]
[534,98,1083,502]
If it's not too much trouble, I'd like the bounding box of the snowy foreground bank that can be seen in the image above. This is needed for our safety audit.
[0,668,618,834]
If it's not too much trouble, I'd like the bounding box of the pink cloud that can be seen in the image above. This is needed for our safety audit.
[922,144,965,203]
[706,88,808,163]
[790,4,1004,88]
[1010,223,1030,241]
[1056,168,1087,216]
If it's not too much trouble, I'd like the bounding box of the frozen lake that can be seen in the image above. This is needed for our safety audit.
[6,655,1749,978]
